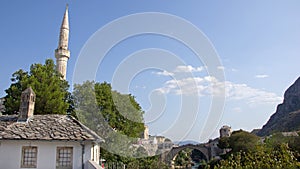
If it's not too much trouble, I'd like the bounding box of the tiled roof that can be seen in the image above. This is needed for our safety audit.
[0,114,103,142]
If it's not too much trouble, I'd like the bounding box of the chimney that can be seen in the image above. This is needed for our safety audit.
[18,87,36,122]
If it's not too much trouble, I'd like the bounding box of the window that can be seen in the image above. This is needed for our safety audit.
[56,147,73,169]
[21,146,37,168]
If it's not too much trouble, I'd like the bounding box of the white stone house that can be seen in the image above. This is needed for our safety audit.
[0,87,104,169]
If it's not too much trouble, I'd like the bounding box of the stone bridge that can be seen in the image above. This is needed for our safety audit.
[161,144,210,167]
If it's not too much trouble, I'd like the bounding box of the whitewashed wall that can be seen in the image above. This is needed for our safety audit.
[0,140,98,169]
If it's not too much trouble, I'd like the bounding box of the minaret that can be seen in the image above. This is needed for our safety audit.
[55,5,70,79]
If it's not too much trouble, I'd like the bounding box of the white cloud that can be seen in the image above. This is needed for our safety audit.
[224,81,281,104]
[174,65,204,73]
[254,74,269,78]
[155,76,282,105]
[135,85,146,89]
[233,107,242,113]
[155,70,174,76]
[162,77,206,95]
[217,66,225,70]
[153,65,280,105]
[154,65,204,77]
[231,68,238,72]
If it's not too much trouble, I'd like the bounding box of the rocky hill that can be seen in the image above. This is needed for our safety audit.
[257,77,300,136]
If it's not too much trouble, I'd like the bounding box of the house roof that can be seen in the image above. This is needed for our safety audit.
[0,114,103,142]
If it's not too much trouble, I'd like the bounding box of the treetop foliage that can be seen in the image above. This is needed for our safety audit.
[4,59,71,115]
[218,130,260,153]
[212,130,300,168]
[213,143,300,169]
[73,81,146,162]
[73,81,145,138]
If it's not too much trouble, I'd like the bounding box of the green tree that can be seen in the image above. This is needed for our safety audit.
[125,155,168,169]
[73,81,105,133]
[74,81,145,138]
[228,130,260,153]
[94,82,144,137]
[73,81,146,164]
[264,132,300,161]
[218,136,230,149]
[213,144,300,169]
[174,149,192,167]
[4,59,71,115]
[208,131,300,169]
[4,69,28,114]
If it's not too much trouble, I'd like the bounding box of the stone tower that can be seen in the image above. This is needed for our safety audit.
[18,87,36,122]
[55,5,70,79]
[140,125,149,140]
[219,125,232,138]
[143,125,149,140]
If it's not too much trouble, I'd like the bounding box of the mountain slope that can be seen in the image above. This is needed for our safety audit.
[258,77,300,136]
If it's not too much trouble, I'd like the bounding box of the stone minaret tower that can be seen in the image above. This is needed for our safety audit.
[140,125,149,140]
[18,87,36,122]
[55,5,70,79]
[219,125,232,138]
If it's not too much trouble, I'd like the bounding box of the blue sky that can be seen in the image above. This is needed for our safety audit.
[1,1,300,142]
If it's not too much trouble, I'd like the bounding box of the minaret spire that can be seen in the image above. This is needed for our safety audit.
[55,4,70,79]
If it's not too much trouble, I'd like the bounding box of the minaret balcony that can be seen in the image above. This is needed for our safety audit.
[55,48,70,59]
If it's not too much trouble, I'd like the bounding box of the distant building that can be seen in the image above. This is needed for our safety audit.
[157,139,173,150]
[134,134,175,156]
[219,125,232,138]
[148,135,158,144]
[156,136,166,144]
[140,125,149,140]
